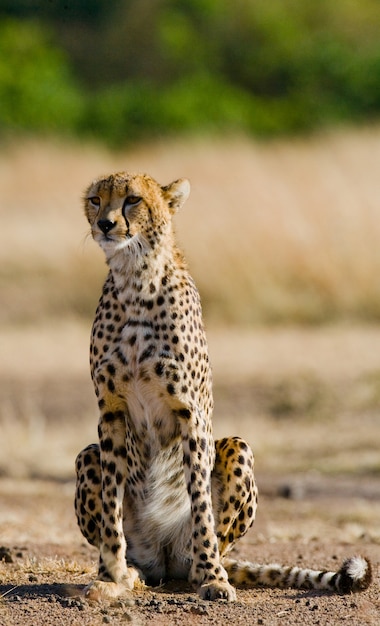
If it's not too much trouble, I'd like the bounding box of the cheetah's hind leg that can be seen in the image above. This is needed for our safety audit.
[211,438,371,595]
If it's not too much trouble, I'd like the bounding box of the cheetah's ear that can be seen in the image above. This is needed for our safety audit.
[162,178,190,214]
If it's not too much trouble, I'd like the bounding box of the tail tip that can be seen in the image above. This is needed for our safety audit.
[338,556,372,593]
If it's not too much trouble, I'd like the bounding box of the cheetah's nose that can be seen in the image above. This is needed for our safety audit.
[98,219,116,234]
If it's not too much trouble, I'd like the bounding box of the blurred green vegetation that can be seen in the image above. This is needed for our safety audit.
[1,0,380,144]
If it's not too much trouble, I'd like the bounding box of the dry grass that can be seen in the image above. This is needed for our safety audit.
[1,323,380,480]
[2,127,380,324]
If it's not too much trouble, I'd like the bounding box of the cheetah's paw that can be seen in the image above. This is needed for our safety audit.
[84,567,142,601]
[198,580,237,602]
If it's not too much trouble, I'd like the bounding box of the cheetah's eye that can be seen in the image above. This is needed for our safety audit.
[125,195,142,206]
[89,196,101,208]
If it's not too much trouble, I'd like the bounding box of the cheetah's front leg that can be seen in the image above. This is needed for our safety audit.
[85,409,140,600]
[180,412,236,601]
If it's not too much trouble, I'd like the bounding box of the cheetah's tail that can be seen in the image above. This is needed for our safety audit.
[224,555,372,593]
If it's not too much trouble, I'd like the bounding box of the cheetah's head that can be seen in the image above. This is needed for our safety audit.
[83,171,190,260]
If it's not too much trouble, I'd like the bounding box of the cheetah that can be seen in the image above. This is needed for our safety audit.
[75,171,372,601]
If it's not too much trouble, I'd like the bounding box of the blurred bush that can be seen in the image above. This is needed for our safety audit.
[1,0,380,144]
[0,19,83,135]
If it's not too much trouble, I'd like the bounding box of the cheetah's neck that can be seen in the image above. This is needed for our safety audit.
[106,231,186,305]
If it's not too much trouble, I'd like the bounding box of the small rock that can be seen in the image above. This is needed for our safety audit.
[278,483,305,500]
[190,605,209,616]
[0,547,13,563]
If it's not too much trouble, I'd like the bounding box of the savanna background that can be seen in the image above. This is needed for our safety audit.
[0,2,380,625]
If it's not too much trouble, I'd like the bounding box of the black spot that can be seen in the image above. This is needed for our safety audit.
[155,362,164,377]
[114,446,127,458]
[141,299,154,310]
[139,345,156,363]
[167,383,175,395]
[83,453,92,466]
[88,519,96,534]
[87,468,97,481]
[101,438,113,452]
[129,335,137,346]
[104,475,112,487]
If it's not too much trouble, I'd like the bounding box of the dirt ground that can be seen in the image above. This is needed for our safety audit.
[0,325,379,626]
[0,478,379,626]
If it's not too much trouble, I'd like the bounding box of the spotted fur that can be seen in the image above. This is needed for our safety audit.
[75,171,372,601]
